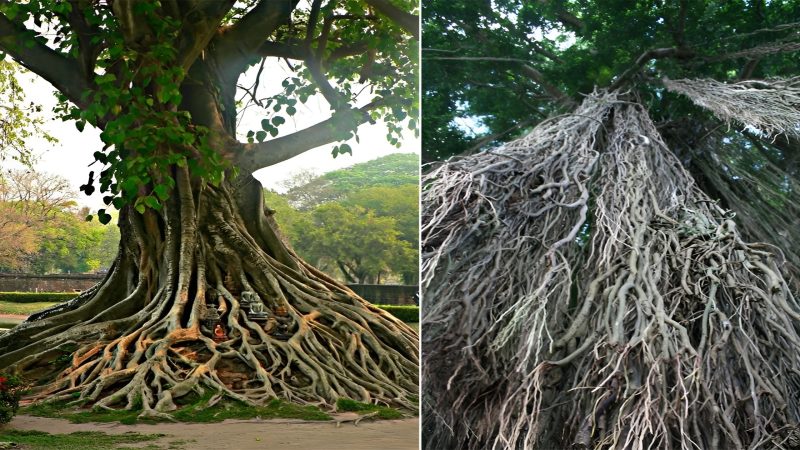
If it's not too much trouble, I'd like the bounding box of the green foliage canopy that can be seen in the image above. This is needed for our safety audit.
[422,0,800,161]
[0,0,418,222]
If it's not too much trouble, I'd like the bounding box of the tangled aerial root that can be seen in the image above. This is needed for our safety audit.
[0,171,418,418]
[664,77,800,140]
[422,91,800,449]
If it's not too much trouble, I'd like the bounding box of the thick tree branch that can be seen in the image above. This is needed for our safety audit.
[536,0,584,33]
[363,0,418,40]
[220,0,296,54]
[608,47,694,91]
[237,100,386,172]
[0,11,91,109]
[173,1,236,71]
[213,0,297,80]
[306,55,348,110]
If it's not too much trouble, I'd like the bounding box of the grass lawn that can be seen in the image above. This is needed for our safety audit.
[0,301,58,316]
[0,430,165,450]
[22,391,414,426]
[23,394,333,425]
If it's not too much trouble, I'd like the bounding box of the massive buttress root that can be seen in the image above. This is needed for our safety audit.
[422,91,800,449]
[0,169,418,416]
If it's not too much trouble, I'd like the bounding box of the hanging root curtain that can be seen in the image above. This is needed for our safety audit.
[421,91,800,449]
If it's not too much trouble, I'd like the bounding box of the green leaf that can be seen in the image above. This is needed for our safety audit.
[153,184,169,201]
[76,120,86,132]
[256,130,267,142]
[97,209,112,225]
[96,73,117,85]
[144,195,161,210]
[272,116,286,126]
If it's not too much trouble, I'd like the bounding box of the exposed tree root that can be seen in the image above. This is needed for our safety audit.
[422,91,800,449]
[0,169,418,416]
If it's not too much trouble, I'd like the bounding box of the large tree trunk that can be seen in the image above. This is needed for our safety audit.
[0,166,418,415]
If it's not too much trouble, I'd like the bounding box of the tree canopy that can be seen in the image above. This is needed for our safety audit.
[423,0,800,161]
[0,0,418,219]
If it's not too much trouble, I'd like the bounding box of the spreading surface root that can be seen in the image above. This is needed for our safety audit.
[422,91,800,449]
[0,171,418,416]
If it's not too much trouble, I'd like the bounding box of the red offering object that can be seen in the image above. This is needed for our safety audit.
[213,324,227,341]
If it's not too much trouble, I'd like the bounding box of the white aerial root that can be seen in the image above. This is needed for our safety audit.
[422,91,800,449]
[664,77,800,139]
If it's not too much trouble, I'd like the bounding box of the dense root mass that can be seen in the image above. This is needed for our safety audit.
[422,92,800,449]
[664,77,800,139]
[689,133,800,292]
[0,170,418,417]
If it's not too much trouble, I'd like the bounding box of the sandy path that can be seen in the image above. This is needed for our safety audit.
[7,415,419,449]
[0,314,26,321]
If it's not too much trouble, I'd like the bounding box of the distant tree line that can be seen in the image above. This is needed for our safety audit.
[265,153,418,285]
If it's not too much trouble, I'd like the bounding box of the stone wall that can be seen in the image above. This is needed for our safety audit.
[0,273,104,292]
[348,284,418,306]
[0,274,418,305]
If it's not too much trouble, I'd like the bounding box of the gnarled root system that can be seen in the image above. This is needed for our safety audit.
[422,92,800,449]
[0,170,418,418]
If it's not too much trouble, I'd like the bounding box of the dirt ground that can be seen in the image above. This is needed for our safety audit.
[6,414,419,449]
[0,314,25,322]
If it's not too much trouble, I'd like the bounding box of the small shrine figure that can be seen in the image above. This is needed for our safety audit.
[201,302,221,333]
[269,304,293,340]
[239,291,253,310]
[241,291,269,322]
[213,323,228,342]
[248,301,269,322]
[224,272,240,297]
[263,317,278,334]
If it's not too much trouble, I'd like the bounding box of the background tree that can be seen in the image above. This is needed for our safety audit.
[0,170,75,270]
[0,0,418,416]
[298,202,411,284]
[282,152,419,208]
[0,60,55,167]
[422,1,800,449]
[265,153,419,284]
[27,209,119,274]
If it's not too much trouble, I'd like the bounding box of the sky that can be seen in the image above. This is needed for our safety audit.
[12,55,419,208]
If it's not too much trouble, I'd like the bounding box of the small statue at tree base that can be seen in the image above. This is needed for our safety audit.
[213,324,228,342]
